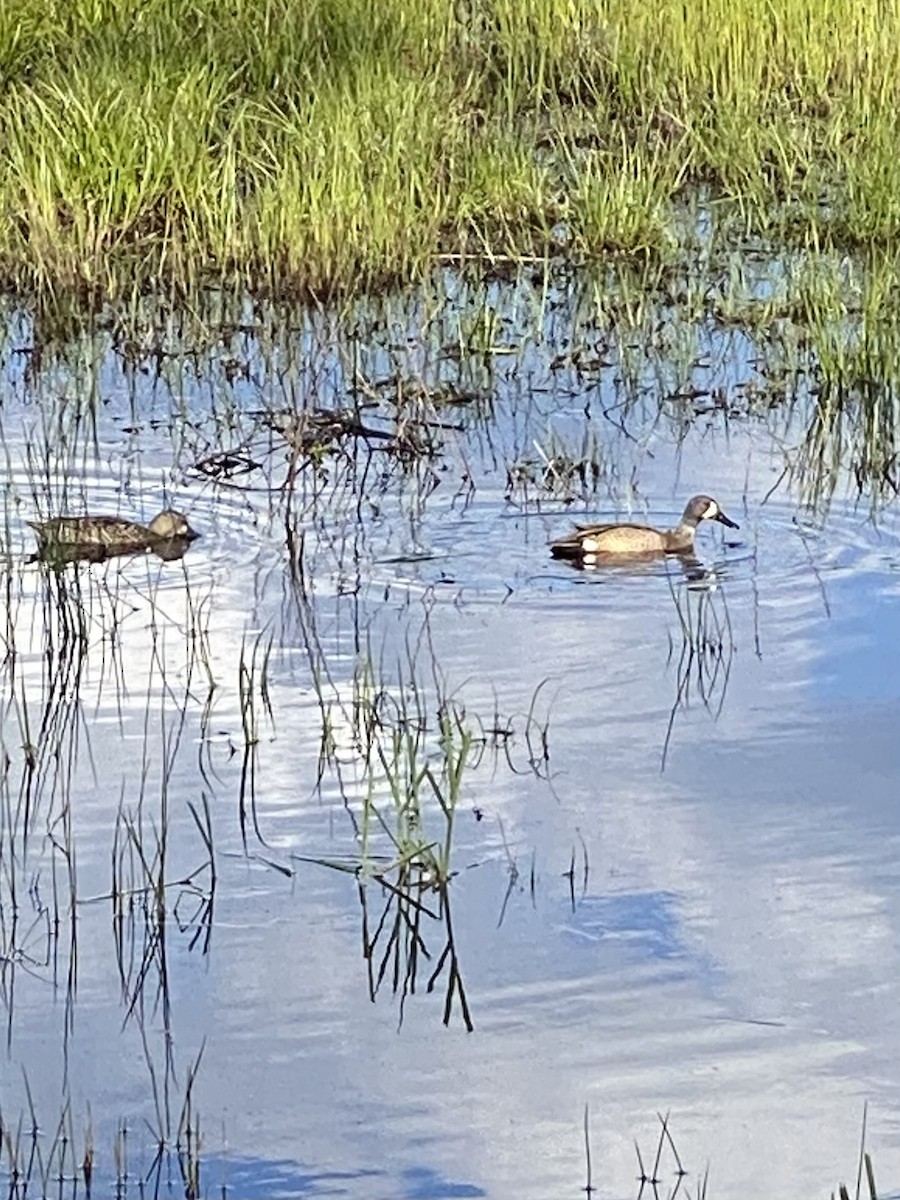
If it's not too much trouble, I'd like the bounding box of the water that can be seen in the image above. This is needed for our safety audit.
[1,273,899,1199]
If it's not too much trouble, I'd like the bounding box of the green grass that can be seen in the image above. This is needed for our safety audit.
[2,0,900,301]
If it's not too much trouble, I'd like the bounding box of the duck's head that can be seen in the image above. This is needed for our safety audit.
[682,495,739,530]
[148,509,199,540]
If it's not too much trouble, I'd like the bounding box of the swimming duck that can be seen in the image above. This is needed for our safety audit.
[550,494,738,559]
[29,508,199,560]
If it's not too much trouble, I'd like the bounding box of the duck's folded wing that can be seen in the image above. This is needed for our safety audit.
[31,516,134,545]
[551,521,667,557]
[550,523,614,557]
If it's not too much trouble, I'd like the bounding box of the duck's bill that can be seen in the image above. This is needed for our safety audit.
[715,512,739,529]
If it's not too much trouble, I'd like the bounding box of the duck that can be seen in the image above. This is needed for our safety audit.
[29,508,199,560]
[549,494,738,560]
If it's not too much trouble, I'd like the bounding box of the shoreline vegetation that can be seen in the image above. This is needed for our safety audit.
[2,0,900,303]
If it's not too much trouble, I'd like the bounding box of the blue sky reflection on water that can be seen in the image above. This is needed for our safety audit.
[3,278,900,1200]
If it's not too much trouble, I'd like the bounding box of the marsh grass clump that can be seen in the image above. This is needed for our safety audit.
[273,602,554,1027]
[343,652,476,891]
[507,426,609,504]
[771,251,900,507]
[291,649,482,1028]
[0,1067,205,1199]
[2,0,900,303]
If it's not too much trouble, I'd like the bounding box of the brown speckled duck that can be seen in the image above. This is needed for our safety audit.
[29,508,199,561]
[550,495,738,560]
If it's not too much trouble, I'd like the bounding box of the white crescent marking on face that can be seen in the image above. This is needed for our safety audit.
[704,501,719,519]
[583,537,599,553]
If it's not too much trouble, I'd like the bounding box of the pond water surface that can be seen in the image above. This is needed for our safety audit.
[1,269,900,1199]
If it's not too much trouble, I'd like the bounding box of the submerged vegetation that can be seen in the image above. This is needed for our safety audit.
[1,0,900,299]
